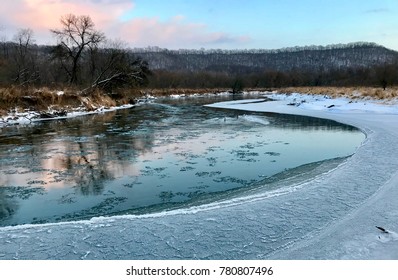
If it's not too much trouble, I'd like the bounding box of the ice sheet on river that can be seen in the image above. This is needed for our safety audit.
[2,93,398,260]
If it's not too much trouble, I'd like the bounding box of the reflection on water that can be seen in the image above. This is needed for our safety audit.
[0,96,365,226]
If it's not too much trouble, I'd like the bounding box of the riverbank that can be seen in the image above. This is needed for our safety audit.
[2,85,398,127]
[275,86,398,100]
[0,87,234,126]
[0,87,230,115]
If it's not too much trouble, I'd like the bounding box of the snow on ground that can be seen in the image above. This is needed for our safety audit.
[1,92,398,259]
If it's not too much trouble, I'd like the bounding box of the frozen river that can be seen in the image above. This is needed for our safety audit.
[2,93,396,260]
[0,96,363,227]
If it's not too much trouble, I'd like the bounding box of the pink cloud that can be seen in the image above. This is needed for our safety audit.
[116,16,250,48]
[1,0,132,43]
[1,0,250,48]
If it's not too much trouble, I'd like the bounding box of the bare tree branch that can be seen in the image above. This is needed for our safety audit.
[51,14,105,85]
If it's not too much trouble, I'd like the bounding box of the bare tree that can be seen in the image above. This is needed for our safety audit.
[88,40,127,87]
[0,26,8,58]
[0,26,8,85]
[12,28,39,85]
[51,14,105,85]
[87,39,150,92]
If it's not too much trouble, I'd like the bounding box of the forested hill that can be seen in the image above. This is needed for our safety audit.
[131,42,398,74]
[1,37,397,89]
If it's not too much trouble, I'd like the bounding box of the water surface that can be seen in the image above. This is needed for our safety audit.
[0,96,365,226]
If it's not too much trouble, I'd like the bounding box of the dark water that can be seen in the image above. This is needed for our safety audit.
[0,96,365,226]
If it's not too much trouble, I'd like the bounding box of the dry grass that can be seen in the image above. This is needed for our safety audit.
[275,86,398,100]
[0,86,136,117]
[78,89,118,111]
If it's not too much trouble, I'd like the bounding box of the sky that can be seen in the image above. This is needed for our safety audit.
[1,0,398,50]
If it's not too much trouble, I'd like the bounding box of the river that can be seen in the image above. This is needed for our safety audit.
[0,95,364,226]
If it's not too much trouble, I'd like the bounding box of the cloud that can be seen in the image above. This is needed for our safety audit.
[116,16,251,49]
[364,8,390,14]
[0,0,250,48]
[18,0,132,30]
[0,0,132,43]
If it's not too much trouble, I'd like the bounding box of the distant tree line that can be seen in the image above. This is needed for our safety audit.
[1,16,398,92]
[146,65,398,90]
[133,42,397,73]
[135,43,398,90]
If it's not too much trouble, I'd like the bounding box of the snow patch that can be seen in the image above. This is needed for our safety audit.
[0,104,135,127]
[240,114,270,125]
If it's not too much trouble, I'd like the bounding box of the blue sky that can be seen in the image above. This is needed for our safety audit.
[126,0,398,49]
[1,0,398,50]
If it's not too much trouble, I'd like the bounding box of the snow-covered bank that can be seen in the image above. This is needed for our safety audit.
[0,104,140,127]
[0,91,234,127]
[1,92,398,260]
